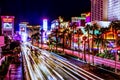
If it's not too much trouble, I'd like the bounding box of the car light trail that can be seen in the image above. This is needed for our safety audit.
[22,43,105,80]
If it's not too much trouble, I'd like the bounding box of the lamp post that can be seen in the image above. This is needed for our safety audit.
[82,36,87,62]
[115,51,117,73]
[115,49,119,73]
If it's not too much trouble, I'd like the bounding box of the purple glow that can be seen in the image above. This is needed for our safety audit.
[86,16,91,22]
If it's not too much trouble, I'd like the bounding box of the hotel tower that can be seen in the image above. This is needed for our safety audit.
[91,0,120,21]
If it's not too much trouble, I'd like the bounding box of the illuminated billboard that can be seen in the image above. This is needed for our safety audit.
[1,16,14,35]
[71,17,86,27]
[43,19,48,31]
[3,23,12,29]
[2,17,14,22]
[19,22,28,42]
[19,23,27,33]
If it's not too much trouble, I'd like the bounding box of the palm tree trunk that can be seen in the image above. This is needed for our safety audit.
[96,41,100,55]
[72,27,75,55]
[63,33,65,53]
[56,30,58,52]
[41,37,42,48]
[115,30,117,73]
[88,30,90,64]
[56,37,58,52]
[96,35,100,53]
[92,29,94,65]
[105,33,107,51]
[84,42,86,62]
[78,33,80,58]
[70,36,72,49]
[32,38,33,44]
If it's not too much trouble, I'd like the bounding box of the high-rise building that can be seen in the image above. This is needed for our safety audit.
[91,0,108,21]
[91,0,120,21]
[108,0,120,21]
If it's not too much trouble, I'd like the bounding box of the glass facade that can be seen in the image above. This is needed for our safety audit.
[108,0,120,21]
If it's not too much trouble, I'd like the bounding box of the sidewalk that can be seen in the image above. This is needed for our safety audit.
[4,55,23,80]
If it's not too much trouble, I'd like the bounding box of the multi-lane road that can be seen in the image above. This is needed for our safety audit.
[39,44,120,70]
[21,43,104,80]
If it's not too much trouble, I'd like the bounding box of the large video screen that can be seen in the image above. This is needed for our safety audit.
[3,23,12,29]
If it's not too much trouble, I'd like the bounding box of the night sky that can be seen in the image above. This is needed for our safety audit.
[0,0,90,28]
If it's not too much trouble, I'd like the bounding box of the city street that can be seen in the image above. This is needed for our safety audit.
[57,53,120,80]
[40,44,120,71]
[1,0,120,79]
[21,43,104,80]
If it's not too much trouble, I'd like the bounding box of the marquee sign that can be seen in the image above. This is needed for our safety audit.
[1,16,15,35]
[1,16,14,22]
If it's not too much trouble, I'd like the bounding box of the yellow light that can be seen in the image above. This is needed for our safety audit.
[86,12,90,17]
[59,16,63,22]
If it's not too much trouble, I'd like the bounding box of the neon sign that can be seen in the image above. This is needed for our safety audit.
[1,16,14,23]
[2,18,13,22]
[3,23,12,29]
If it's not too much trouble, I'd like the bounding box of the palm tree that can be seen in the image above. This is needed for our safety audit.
[94,34,103,53]
[71,22,77,54]
[31,32,40,47]
[31,34,35,44]
[54,28,59,52]
[90,23,99,65]
[62,28,69,53]
[67,29,73,49]
[100,28,108,46]
[85,24,91,63]
[82,36,87,62]
[4,35,10,45]
[109,20,120,73]
[93,27,108,54]
[109,20,120,39]
[27,26,40,46]
[110,20,120,46]
[77,29,82,52]
[64,27,70,49]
